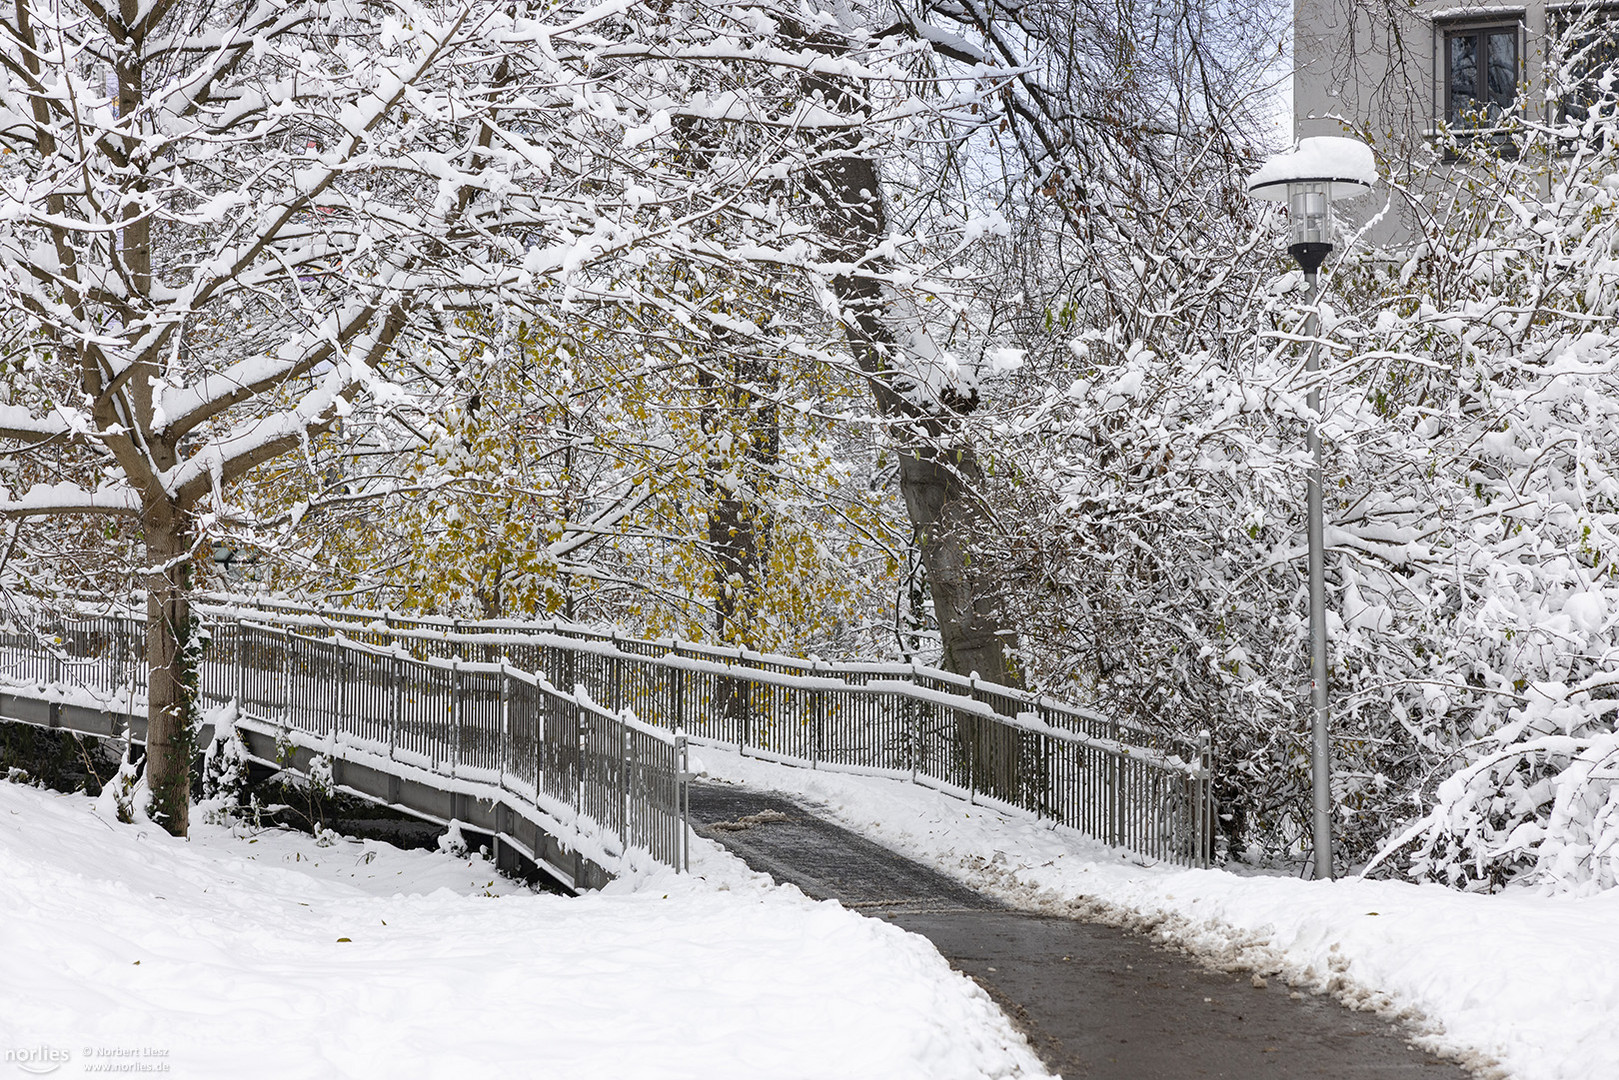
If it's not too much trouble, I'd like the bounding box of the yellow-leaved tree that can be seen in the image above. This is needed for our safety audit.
[233,291,907,659]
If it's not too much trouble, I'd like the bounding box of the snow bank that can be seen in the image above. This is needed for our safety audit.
[0,780,1046,1080]
[700,749,1619,1080]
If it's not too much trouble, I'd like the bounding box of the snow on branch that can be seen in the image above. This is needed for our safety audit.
[0,481,139,517]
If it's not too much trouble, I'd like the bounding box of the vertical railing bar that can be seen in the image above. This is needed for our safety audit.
[336,639,348,743]
[499,660,510,789]
[967,705,977,806]
[621,710,632,852]
[233,618,245,712]
[389,653,401,761]
[676,731,689,871]
[280,629,290,725]
[1199,730,1213,869]
[1108,719,1120,849]
[450,659,461,777]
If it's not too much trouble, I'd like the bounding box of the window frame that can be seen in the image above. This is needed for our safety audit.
[1434,17,1525,135]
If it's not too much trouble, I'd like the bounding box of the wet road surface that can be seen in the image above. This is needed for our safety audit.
[690,783,1474,1080]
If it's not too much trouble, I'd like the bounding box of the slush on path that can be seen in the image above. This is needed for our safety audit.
[691,784,1472,1080]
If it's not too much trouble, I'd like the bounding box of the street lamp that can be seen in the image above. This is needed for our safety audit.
[1247,136,1376,880]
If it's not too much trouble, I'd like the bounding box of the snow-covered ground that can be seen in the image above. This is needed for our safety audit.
[9,748,1617,1080]
[0,778,1046,1080]
[695,748,1619,1080]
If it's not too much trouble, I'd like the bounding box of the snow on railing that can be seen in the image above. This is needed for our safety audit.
[4,598,1215,868]
[194,593,1207,766]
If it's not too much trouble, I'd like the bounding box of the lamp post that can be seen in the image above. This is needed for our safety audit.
[1247,137,1376,881]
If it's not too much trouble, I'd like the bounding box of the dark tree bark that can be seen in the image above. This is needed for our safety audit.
[142,503,196,834]
[898,447,1008,683]
[699,343,779,645]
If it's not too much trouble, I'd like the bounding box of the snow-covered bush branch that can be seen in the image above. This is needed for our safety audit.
[962,56,1619,886]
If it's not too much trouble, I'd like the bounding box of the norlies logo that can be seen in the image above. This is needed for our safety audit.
[4,1046,70,1076]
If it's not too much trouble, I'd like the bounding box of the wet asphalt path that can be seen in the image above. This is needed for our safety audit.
[689,784,1473,1080]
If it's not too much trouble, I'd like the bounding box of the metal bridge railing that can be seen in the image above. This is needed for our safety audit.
[0,600,1213,868]
[196,594,1207,764]
[0,609,690,874]
[192,601,1214,867]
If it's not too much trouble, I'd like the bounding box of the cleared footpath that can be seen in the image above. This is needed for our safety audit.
[689,784,1474,1080]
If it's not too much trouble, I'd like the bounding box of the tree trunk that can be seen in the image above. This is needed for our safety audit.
[700,344,778,646]
[143,504,196,836]
[804,126,1017,690]
[899,446,1007,682]
[793,22,1020,798]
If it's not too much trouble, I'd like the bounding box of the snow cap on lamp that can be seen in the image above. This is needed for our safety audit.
[1247,136,1376,273]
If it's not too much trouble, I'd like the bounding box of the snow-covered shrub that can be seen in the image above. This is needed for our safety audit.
[980,57,1619,886]
[437,820,471,858]
[308,753,334,799]
[1332,102,1619,888]
[96,739,147,826]
[265,732,337,833]
[1371,722,1619,894]
[198,705,252,826]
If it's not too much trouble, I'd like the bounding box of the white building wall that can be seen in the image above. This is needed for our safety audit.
[1294,0,1555,249]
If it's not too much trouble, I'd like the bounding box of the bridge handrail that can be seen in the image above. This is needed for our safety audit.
[189,594,1197,760]
[308,620,1196,771]
[3,599,1215,868]
[309,624,677,746]
[0,609,689,876]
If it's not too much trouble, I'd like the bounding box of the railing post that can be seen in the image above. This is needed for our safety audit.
[811,688,822,770]
[335,641,348,742]
[967,704,977,805]
[676,732,689,873]
[119,616,130,701]
[389,653,401,760]
[234,619,245,710]
[499,661,510,787]
[908,695,919,784]
[536,679,549,800]
[1108,718,1122,849]
[668,663,684,733]
[450,659,462,776]
[1198,729,1214,869]
[281,630,292,725]
[805,657,818,769]
[576,689,589,816]
[909,661,922,782]
[622,718,635,852]
[739,654,752,751]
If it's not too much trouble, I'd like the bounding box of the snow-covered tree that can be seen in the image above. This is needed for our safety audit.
[0,0,872,833]
[954,16,1619,884]
[0,0,1299,835]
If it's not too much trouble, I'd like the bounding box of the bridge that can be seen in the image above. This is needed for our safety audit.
[0,595,1213,891]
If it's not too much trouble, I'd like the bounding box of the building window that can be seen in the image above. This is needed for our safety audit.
[1552,9,1619,133]
[1444,24,1520,127]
